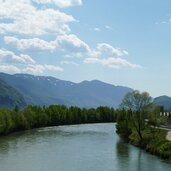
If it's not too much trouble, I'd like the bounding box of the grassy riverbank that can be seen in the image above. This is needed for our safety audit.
[116,110,171,161]
[116,90,171,162]
[125,128,171,162]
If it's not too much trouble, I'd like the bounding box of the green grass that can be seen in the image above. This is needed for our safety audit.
[128,128,171,161]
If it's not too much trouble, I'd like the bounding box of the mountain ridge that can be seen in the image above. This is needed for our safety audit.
[153,95,171,110]
[0,78,26,109]
[0,72,133,108]
[1,72,171,109]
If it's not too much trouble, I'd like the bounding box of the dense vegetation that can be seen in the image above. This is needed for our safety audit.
[116,90,171,161]
[0,105,116,136]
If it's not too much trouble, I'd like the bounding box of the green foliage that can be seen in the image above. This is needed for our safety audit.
[128,128,171,160]
[158,142,171,158]
[0,109,14,135]
[119,90,152,140]
[120,90,152,112]
[0,105,116,136]
[116,90,171,160]
[147,105,166,127]
[116,109,132,139]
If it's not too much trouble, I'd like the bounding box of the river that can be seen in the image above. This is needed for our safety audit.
[0,123,170,171]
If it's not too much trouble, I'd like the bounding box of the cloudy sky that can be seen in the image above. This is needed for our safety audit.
[0,0,171,97]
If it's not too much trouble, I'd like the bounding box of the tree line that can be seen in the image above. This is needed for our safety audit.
[0,105,116,136]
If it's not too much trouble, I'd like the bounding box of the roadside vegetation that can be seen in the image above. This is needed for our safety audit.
[116,90,171,161]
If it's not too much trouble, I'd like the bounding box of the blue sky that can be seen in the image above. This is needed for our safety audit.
[0,0,171,97]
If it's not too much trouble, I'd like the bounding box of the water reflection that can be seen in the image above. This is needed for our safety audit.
[0,124,109,157]
[115,139,130,171]
[116,139,129,157]
[115,137,171,171]
[0,124,170,171]
[0,139,10,155]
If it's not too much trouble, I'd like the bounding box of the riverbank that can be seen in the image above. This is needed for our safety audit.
[127,128,171,162]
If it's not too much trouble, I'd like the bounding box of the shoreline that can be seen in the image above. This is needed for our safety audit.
[0,121,115,138]
[122,129,171,163]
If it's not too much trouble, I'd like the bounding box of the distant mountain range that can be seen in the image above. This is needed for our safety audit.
[0,72,133,108]
[0,78,26,109]
[1,72,171,110]
[153,96,171,110]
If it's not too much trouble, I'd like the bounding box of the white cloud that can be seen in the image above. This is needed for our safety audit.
[4,36,57,51]
[0,45,64,74]
[33,0,82,8]
[0,0,141,73]
[0,64,21,73]
[3,35,140,69]
[96,43,128,57]
[23,64,63,74]
[44,64,64,71]
[61,60,79,66]
[0,0,76,35]
[0,49,35,64]
[93,27,101,32]
[23,64,45,74]
[0,63,63,74]
[19,54,36,64]
[4,34,90,55]
[57,34,91,56]
[84,57,141,69]
[0,62,64,75]
[83,43,141,69]
[105,25,112,29]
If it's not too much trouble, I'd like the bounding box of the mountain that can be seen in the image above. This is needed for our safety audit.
[153,96,171,110]
[0,72,133,108]
[0,78,26,109]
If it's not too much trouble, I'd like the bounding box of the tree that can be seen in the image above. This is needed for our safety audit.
[116,109,132,139]
[120,90,152,141]
[14,105,19,113]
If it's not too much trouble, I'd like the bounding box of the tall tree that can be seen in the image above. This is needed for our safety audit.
[120,90,152,141]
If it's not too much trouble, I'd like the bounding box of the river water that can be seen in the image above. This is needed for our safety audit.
[0,123,170,171]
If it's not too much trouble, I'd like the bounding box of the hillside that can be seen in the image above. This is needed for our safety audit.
[0,78,26,109]
[0,73,133,108]
[153,95,171,110]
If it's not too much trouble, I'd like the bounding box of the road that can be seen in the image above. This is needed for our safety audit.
[157,126,171,141]
[166,131,171,141]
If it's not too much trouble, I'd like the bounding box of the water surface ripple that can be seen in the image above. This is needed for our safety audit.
[0,123,170,171]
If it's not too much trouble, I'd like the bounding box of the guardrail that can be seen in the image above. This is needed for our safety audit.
[160,112,171,117]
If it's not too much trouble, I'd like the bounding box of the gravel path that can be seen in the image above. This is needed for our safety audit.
[154,126,171,141]
[166,131,171,141]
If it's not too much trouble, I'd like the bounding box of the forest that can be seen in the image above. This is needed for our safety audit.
[0,105,116,136]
